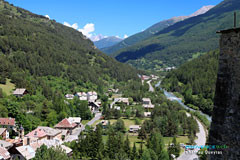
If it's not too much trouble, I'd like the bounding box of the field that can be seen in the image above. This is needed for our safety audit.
[0,79,15,95]
[92,117,149,131]
[102,135,189,150]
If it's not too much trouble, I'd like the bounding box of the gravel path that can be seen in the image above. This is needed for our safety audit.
[177,113,207,160]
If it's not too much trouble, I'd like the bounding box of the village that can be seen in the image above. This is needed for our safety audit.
[0,74,161,160]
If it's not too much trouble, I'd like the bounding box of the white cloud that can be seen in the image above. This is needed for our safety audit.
[63,22,78,30]
[45,15,50,19]
[71,23,79,30]
[78,23,95,38]
[63,21,116,42]
[63,22,71,27]
[124,34,128,39]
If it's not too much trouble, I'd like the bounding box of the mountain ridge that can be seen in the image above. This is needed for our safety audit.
[102,5,214,55]
[94,36,123,49]
[113,0,239,70]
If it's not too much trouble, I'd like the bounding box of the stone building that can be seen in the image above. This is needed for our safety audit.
[208,27,240,159]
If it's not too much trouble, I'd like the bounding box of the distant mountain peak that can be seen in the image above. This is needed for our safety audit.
[190,5,215,17]
[94,36,123,50]
[90,34,106,42]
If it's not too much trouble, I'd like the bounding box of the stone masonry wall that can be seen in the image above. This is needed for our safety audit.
[209,29,240,160]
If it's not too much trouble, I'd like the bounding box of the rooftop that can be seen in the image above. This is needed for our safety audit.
[16,145,35,160]
[64,135,78,142]
[87,91,97,95]
[5,139,22,145]
[67,117,81,124]
[129,125,141,129]
[0,147,10,160]
[37,126,62,137]
[142,98,151,102]
[25,128,47,138]
[143,104,155,108]
[54,118,77,129]
[76,92,87,96]
[13,88,26,95]
[0,118,15,126]
[0,140,13,149]
[31,139,72,155]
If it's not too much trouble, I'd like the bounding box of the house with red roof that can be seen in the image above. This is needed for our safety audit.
[0,118,15,132]
[0,118,15,127]
[24,128,47,145]
[54,118,77,135]
[25,128,47,140]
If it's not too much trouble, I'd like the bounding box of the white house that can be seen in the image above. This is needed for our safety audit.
[67,117,81,127]
[76,92,87,101]
[116,98,129,105]
[65,94,74,100]
[13,88,27,97]
[87,91,98,102]
[142,98,155,109]
[144,112,151,117]
[129,125,141,133]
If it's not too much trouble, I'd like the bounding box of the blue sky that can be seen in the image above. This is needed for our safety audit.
[7,0,222,40]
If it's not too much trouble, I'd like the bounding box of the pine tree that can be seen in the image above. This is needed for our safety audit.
[138,127,147,140]
[131,142,137,160]
[139,139,144,158]
[124,135,131,157]
[168,137,180,159]
[148,131,169,160]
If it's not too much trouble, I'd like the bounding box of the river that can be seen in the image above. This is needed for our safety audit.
[155,81,212,122]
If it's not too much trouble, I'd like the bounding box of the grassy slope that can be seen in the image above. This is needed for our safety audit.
[0,79,15,95]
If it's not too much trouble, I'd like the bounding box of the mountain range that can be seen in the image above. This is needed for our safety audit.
[102,5,215,55]
[94,36,123,49]
[106,0,240,71]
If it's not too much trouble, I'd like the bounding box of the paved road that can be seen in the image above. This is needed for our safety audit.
[177,113,207,160]
[110,98,120,109]
[68,112,102,139]
[87,112,102,126]
[147,80,154,92]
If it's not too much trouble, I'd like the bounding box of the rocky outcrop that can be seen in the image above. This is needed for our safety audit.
[209,28,240,159]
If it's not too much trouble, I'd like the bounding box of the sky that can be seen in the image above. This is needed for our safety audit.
[7,0,223,41]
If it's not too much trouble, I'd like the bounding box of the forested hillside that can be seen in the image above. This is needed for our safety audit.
[0,0,140,90]
[102,16,187,55]
[0,0,142,132]
[162,50,219,115]
[113,0,239,70]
